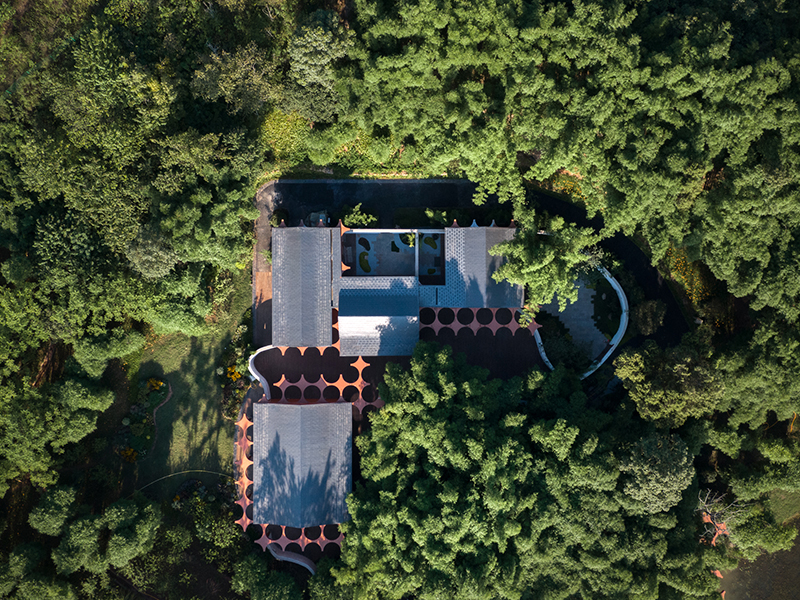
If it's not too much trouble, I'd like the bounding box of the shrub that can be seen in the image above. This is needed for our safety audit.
[631,299,667,336]
[341,203,378,228]
[73,329,146,378]
[261,110,309,163]
[269,208,289,227]
[358,251,371,273]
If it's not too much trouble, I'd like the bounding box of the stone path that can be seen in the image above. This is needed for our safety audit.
[541,282,609,361]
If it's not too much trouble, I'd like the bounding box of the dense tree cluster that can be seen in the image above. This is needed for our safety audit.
[0,0,280,494]
[333,344,752,599]
[336,0,800,322]
[2,0,800,598]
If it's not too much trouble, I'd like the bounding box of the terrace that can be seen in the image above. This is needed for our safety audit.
[341,229,445,285]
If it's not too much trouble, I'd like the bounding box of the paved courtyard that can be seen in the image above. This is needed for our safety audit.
[541,281,609,361]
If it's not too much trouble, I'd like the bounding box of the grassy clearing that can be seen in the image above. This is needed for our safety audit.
[129,267,253,500]
[767,490,800,524]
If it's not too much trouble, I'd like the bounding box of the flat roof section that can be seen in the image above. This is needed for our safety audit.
[252,402,352,529]
[338,286,419,356]
[272,228,333,347]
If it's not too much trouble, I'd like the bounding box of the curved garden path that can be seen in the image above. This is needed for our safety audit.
[147,383,173,457]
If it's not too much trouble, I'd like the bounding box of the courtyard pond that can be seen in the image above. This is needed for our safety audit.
[345,231,444,279]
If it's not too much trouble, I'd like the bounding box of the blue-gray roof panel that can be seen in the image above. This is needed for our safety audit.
[252,402,352,528]
[272,228,332,347]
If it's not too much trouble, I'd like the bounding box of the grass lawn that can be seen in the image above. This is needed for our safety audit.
[767,490,800,524]
[126,267,253,500]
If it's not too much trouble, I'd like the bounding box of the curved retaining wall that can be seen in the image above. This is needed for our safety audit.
[534,265,629,380]
[248,345,275,399]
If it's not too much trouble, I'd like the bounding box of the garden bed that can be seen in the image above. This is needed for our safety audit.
[217,311,254,421]
[113,378,170,463]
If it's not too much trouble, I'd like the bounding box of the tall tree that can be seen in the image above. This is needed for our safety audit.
[490,208,600,311]
[52,495,161,575]
[615,335,724,428]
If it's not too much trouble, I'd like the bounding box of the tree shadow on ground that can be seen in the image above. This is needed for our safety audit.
[131,333,237,500]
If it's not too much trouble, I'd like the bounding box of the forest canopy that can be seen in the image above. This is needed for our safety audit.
[1,0,800,599]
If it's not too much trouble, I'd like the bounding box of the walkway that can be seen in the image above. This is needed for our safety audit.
[253,183,274,348]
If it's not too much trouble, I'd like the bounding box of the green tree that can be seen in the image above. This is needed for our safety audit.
[0,543,78,600]
[334,343,721,600]
[619,431,694,516]
[73,329,145,378]
[615,337,723,428]
[341,203,378,228]
[0,378,114,496]
[52,495,161,575]
[125,224,180,280]
[490,210,600,311]
[716,314,800,431]
[192,42,276,115]
[28,486,79,537]
[232,554,302,600]
[282,10,353,123]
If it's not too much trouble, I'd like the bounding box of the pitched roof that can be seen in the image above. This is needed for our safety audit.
[459,227,523,308]
[252,402,352,529]
[272,228,332,347]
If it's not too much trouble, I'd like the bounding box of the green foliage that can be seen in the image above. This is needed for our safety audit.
[192,42,276,115]
[358,251,371,273]
[261,110,311,163]
[125,224,180,280]
[52,495,161,575]
[615,336,723,428]
[0,378,114,495]
[187,497,242,549]
[334,343,721,600]
[232,554,302,600]
[341,203,378,228]
[630,299,667,337]
[728,505,798,561]
[282,10,353,123]
[491,209,600,311]
[0,0,98,91]
[619,432,694,516]
[73,329,145,378]
[717,315,800,430]
[337,0,800,321]
[309,559,352,600]
[0,544,47,597]
[28,486,78,537]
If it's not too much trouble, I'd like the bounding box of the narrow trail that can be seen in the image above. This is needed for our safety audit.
[146,383,173,457]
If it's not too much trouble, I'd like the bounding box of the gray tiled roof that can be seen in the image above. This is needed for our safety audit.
[272,228,332,347]
[338,285,418,317]
[435,228,522,308]
[331,232,342,309]
[252,402,352,529]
